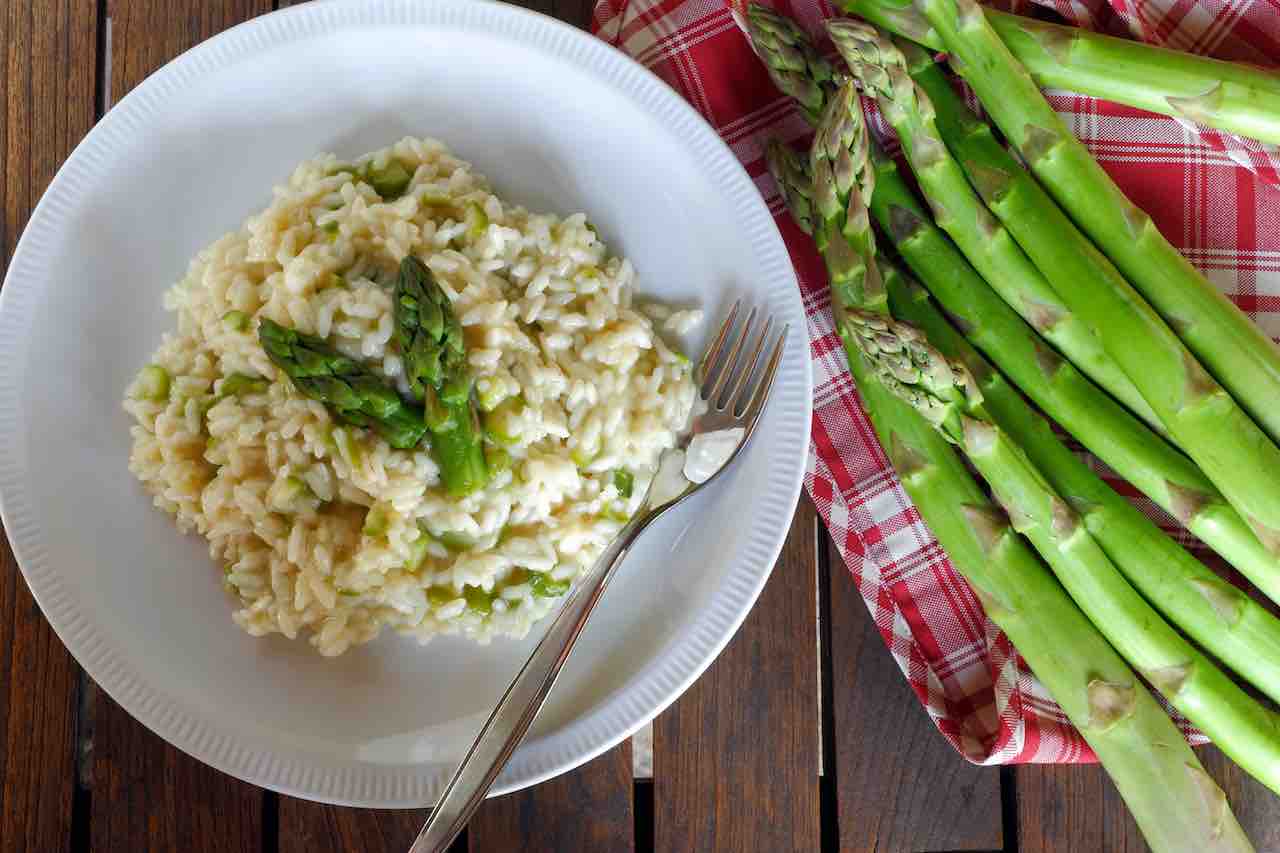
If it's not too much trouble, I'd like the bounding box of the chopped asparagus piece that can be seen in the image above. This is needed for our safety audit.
[216,373,270,400]
[463,585,493,615]
[612,469,635,499]
[465,202,489,238]
[529,572,570,598]
[362,503,391,538]
[427,586,457,608]
[220,310,250,332]
[136,365,171,402]
[437,531,475,552]
[363,160,412,200]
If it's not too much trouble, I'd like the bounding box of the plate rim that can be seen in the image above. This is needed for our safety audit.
[0,0,812,806]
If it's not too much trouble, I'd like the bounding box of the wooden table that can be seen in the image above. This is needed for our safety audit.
[4,2,1279,850]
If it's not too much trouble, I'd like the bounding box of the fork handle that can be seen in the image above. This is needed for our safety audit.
[408,511,652,853]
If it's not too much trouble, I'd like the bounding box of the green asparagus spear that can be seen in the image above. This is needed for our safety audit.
[849,305,1280,798]
[875,0,1280,471]
[745,4,842,126]
[393,255,488,496]
[820,21,1166,438]
[257,318,427,450]
[789,88,1252,852]
[842,0,1280,146]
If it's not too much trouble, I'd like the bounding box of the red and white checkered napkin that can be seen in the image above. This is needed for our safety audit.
[592,0,1280,763]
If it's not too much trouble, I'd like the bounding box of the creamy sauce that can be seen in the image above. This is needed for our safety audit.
[683,427,745,484]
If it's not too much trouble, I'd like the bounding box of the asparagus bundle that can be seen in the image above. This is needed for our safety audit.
[393,256,489,496]
[828,20,1280,570]
[773,136,1280,705]
[876,0,1280,455]
[848,301,1280,798]
[257,318,427,450]
[787,92,1252,851]
[842,0,1280,146]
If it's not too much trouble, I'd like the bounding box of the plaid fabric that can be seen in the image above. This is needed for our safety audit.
[592,0,1280,763]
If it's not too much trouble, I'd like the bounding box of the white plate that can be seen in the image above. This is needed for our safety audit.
[0,0,810,806]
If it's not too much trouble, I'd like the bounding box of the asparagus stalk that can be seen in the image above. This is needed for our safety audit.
[850,304,1280,798]
[820,21,1166,438]
[257,318,427,450]
[896,0,1280,453]
[782,101,1253,850]
[865,128,1280,606]
[841,0,1280,145]
[745,4,842,126]
[394,255,488,496]
[832,20,1280,562]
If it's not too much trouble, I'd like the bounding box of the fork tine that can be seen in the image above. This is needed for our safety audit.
[696,299,741,391]
[707,306,758,406]
[727,315,772,415]
[742,325,787,425]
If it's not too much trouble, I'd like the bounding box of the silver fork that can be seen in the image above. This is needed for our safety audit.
[410,302,787,853]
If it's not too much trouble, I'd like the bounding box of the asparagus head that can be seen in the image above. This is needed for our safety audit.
[810,80,885,317]
[392,254,489,496]
[394,255,470,406]
[745,3,841,125]
[257,318,427,450]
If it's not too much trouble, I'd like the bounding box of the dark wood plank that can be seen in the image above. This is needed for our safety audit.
[110,0,272,99]
[91,692,264,852]
[652,496,820,852]
[1016,762,1143,852]
[825,538,1003,852]
[90,3,272,849]
[469,744,634,852]
[278,799,428,853]
[0,1,98,849]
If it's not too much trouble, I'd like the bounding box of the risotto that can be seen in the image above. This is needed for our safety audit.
[124,137,700,656]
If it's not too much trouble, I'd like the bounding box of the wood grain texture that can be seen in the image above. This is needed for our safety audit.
[90,3,272,849]
[652,496,821,853]
[0,1,98,850]
[110,0,272,100]
[91,693,264,852]
[825,540,1003,852]
[278,799,430,853]
[469,743,634,852]
[1016,762,1143,853]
